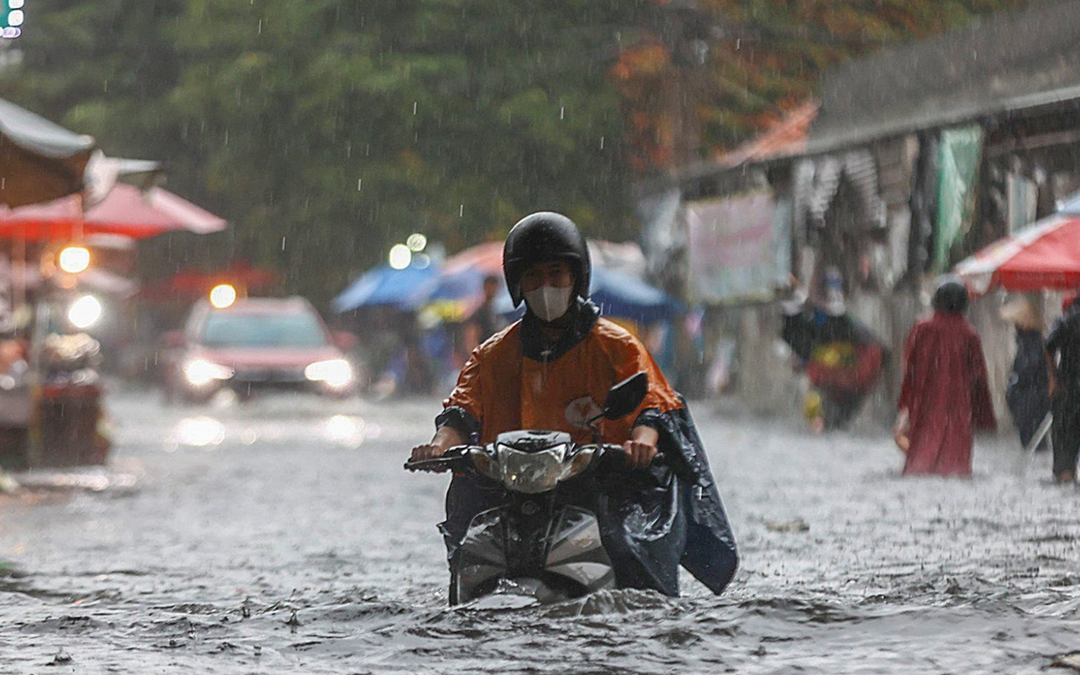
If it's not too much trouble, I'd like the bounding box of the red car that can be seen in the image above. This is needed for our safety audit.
[162,297,356,402]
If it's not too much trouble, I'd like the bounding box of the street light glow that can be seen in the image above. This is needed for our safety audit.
[58,246,91,274]
[406,233,428,252]
[388,244,412,270]
[209,283,237,309]
[68,295,102,329]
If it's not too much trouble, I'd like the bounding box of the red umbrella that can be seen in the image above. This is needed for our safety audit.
[0,183,226,240]
[955,213,1080,294]
[442,240,504,276]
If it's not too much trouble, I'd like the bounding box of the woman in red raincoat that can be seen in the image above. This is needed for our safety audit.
[897,278,996,476]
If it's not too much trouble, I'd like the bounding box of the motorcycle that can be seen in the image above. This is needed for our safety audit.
[405,372,648,606]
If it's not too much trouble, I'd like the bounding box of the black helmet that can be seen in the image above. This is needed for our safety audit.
[503,212,591,307]
[932,276,969,314]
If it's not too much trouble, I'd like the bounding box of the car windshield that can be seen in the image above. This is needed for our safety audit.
[199,312,327,348]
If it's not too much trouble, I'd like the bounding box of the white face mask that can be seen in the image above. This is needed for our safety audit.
[523,285,574,322]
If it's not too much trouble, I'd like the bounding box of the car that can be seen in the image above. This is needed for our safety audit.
[161,297,357,402]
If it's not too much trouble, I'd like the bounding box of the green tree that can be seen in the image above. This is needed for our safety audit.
[3,0,647,302]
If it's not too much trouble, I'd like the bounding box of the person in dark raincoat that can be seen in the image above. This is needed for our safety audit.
[410,212,738,599]
[1001,297,1049,451]
[1045,294,1080,483]
[779,275,885,431]
[896,278,996,476]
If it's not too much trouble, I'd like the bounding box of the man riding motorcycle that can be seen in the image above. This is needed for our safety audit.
[410,212,738,597]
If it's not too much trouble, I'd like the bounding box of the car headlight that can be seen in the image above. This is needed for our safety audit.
[497,443,568,494]
[183,359,234,387]
[304,358,353,388]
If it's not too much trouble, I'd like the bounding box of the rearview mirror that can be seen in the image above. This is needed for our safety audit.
[602,372,648,420]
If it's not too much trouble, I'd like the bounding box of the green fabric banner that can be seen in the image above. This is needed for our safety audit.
[934,125,983,272]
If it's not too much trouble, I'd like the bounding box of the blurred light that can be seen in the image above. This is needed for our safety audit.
[178,417,226,448]
[388,244,412,270]
[68,295,102,329]
[304,358,353,388]
[183,359,234,387]
[58,246,90,274]
[406,233,428,252]
[413,253,431,269]
[9,0,24,9]
[324,415,366,447]
[209,283,237,309]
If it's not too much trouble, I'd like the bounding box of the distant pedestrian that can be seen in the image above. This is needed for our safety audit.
[463,275,503,351]
[896,278,996,477]
[1001,297,1049,451]
[1045,294,1080,483]
[780,270,884,432]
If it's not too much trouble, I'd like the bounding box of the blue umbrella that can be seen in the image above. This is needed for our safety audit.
[493,267,680,324]
[590,268,681,324]
[427,267,490,302]
[331,262,440,313]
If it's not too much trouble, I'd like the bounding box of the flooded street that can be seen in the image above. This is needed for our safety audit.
[2,387,1079,673]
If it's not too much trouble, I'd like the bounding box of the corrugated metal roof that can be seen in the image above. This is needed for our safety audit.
[808,1,1080,155]
[0,97,94,158]
[666,102,817,188]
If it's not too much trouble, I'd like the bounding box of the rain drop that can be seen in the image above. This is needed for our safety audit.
[459,204,464,217]
[560,107,565,120]
[281,236,287,251]
[357,179,362,192]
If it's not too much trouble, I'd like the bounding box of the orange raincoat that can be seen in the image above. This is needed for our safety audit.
[444,315,681,444]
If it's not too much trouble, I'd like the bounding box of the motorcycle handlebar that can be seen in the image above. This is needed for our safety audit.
[403,443,660,474]
[403,445,484,473]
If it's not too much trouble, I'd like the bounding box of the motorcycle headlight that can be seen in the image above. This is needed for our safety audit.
[183,359,234,387]
[304,359,353,388]
[562,445,598,480]
[497,443,568,494]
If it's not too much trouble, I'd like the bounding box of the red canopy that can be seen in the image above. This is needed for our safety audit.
[442,240,504,276]
[954,213,1080,293]
[0,184,227,240]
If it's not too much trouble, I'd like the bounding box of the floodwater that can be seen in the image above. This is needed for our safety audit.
[1,388,1079,673]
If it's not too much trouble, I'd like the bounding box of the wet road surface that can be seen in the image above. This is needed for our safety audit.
[1,387,1079,673]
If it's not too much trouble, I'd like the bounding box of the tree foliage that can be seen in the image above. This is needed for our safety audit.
[615,0,1037,168]
[0,0,1038,303]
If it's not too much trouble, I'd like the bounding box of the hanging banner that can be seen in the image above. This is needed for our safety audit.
[934,125,983,271]
[685,190,790,304]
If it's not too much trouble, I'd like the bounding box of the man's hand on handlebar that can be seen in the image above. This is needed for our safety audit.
[622,425,659,469]
[408,425,467,472]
